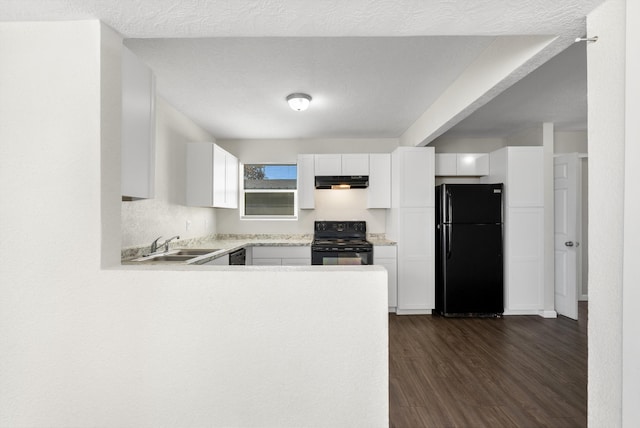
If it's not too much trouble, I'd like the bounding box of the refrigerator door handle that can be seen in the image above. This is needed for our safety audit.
[446,225,452,259]
[445,190,452,223]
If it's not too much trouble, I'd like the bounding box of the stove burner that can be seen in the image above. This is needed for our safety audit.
[312,221,373,265]
[312,221,372,249]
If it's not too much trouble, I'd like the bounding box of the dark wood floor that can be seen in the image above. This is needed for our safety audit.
[389,303,588,427]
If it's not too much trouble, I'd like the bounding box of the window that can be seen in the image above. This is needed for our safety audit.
[241,164,297,219]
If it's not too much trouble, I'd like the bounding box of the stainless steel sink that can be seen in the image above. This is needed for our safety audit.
[172,248,221,256]
[132,248,222,263]
[150,254,197,262]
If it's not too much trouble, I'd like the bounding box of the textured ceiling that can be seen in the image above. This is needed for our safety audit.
[0,0,605,140]
[125,36,495,139]
[0,0,603,37]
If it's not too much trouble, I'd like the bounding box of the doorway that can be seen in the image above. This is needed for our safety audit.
[554,152,588,319]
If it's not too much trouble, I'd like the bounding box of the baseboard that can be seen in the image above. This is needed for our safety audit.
[503,309,558,318]
[579,294,589,301]
[388,307,397,313]
[396,308,432,315]
[503,309,540,316]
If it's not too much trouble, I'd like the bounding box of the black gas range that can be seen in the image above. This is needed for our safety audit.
[311,221,373,265]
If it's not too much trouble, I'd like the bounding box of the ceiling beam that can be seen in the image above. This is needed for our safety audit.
[400,35,561,147]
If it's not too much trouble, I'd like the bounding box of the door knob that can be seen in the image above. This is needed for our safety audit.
[565,241,574,247]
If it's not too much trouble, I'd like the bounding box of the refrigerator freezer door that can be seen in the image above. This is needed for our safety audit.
[438,223,503,315]
[442,184,503,224]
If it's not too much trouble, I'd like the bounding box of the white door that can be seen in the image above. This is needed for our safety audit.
[554,153,582,320]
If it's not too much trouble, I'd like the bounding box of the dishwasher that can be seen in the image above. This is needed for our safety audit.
[228,248,246,265]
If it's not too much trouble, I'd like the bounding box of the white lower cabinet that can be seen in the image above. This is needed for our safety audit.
[375,246,397,312]
[282,258,311,266]
[252,258,282,266]
[251,246,311,266]
[395,207,435,313]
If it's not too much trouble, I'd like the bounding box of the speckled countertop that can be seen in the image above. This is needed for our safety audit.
[122,233,396,265]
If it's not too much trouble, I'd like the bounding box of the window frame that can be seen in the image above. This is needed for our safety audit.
[239,162,299,221]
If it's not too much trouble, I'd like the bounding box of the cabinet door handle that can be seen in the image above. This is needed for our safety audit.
[565,241,574,247]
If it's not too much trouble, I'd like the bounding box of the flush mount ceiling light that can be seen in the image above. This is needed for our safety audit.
[286,93,312,111]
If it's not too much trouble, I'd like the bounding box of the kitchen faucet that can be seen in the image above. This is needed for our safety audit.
[149,235,180,254]
[162,235,180,252]
[150,236,163,253]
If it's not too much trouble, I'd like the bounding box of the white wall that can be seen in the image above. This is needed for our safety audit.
[580,159,589,298]
[555,130,588,153]
[623,0,640,423]
[506,125,543,146]
[215,138,399,234]
[0,21,388,428]
[121,97,217,249]
[587,0,626,425]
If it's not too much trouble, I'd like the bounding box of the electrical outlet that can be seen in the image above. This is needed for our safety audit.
[185,220,192,231]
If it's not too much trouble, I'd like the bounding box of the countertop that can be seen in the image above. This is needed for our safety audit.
[122,233,396,265]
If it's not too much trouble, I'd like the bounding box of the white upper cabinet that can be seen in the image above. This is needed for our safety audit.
[223,147,239,208]
[212,144,227,207]
[434,153,489,176]
[297,154,315,209]
[457,153,489,176]
[314,154,342,176]
[434,153,457,176]
[314,154,369,175]
[367,153,391,208]
[341,154,369,175]
[299,153,387,210]
[186,142,238,208]
[121,46,156,200]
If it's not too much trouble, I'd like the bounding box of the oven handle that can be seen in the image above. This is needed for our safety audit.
[312,247,373,252]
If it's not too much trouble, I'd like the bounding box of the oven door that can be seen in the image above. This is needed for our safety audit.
[311,247,373,265]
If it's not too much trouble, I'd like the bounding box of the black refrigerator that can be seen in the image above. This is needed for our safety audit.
[435,183,504,317]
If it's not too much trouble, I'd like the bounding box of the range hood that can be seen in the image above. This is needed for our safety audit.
[315,175,369,189]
